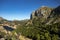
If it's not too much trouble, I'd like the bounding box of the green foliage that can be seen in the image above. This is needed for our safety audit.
[52,34,59,40]
[0,32,6,37]
[15,19,60,40]
[36,34,40,40]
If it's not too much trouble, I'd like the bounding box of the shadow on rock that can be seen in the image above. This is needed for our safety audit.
[3,26,14,31]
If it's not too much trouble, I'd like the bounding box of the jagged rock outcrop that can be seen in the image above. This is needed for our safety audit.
[30,6,60,24]
[30,6,53,19]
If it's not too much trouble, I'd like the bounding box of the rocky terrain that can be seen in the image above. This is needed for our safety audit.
[0,6,60,40]
[0,17,30,40]
[30,6,60,24]
[18,6,60,40]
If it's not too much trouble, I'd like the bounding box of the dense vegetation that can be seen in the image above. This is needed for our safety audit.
[16,18,60,40]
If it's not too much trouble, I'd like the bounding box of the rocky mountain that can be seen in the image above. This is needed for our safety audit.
[16,6,60,40]
[30,6,60,24]
[0,6,60,40]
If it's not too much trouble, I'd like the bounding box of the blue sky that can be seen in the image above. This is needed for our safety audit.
[0,0,60,20]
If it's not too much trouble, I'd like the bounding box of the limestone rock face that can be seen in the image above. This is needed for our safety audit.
[30,6,60,24]
[30,6,53,19]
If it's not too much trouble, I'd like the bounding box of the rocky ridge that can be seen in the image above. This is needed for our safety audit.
[30,6,60,24]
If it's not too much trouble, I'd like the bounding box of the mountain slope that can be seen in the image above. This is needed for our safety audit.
[30,6,60,24]
[16,6,60,40]
[0,6,60,40]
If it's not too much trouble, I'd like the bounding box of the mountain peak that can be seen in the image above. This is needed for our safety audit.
[41,6,48,8]
[30,6,60,24]
[31,6,53,19]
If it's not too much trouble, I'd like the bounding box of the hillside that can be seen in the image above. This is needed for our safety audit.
[0,6,60,40]
[0,17,29,40]
[16,6,60,40]
[30,6,60,24]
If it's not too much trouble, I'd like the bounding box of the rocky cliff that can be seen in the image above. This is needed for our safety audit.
[30,6,60,24]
